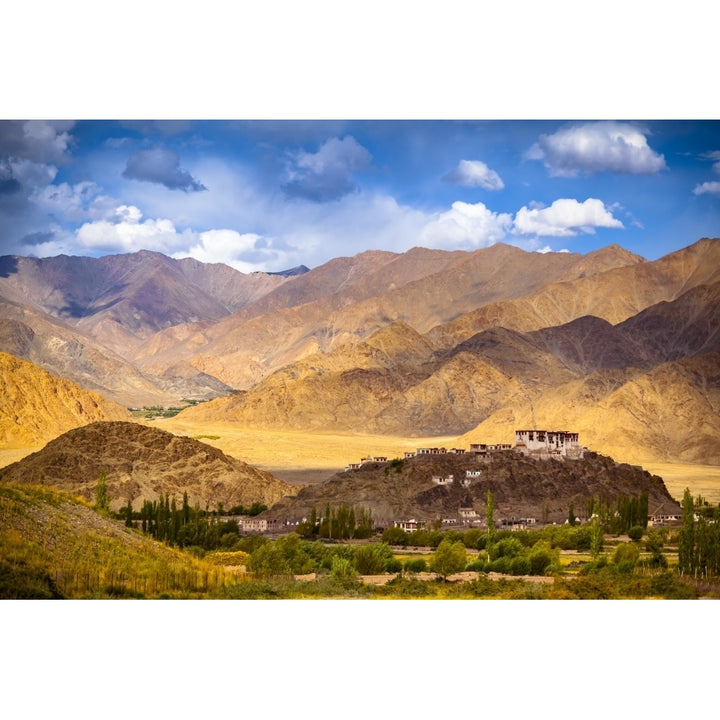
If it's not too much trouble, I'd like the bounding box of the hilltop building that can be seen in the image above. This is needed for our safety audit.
[514,430,585,459]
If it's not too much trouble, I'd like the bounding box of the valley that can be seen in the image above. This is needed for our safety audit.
[2,239,720,599]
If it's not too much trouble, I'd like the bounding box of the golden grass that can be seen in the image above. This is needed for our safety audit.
[154,418,457,481]
[643,462,720,506]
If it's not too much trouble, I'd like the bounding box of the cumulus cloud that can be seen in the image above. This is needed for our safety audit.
[693,181,720,196]
[420,201,512,248]
[526,121,667,177]
[442,159,504,190]
[31,181,101,223]
[513,198,624,237]
[0,120,75,165]
[122,147,207,192]
[174,229,274,273]
[75,205,189,254]
[282,135,372,202]
[701,150,720,174]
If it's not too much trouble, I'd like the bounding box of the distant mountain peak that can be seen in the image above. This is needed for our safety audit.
[267,265,311,278]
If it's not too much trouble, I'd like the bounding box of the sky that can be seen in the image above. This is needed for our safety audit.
[1,119,718,272]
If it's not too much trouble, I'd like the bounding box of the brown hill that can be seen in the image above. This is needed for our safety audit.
[261,450,680,525]
[0,421,299,511]
[0,352,132,448]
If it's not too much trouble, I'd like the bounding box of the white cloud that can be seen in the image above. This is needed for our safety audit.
[0,120,75,165]
[513,198,624,237]
[527,121,667,177]
[442,159,504,190]
[174,229,271,273]
[282,135,372,201]
[75,206,189,254]
[420,201,512,248]
[31,180,101,222]
[701,150,720,174]
[693,181,720,196]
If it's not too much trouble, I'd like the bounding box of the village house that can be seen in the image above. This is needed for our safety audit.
[395,519,423,532]
[240,517,267,533]
[431,474,454,485]
[500,517,537,530]
[459,507,478,519]
[470,443,512,456]
[514,430,585,459]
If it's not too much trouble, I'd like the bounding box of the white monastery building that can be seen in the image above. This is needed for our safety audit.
[514,430,585,459]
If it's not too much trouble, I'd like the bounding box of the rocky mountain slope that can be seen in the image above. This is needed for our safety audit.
[178,263,720,464]
[0,352,132,447]
[0,421,300,511]
[261,450,680,525]
[1,238,719,467]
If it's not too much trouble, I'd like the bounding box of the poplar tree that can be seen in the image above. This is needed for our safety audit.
[95,471,109,512]
[678,488,695,575]
[486,490,495,547]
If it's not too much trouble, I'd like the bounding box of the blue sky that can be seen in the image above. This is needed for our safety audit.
[1,119,718,272]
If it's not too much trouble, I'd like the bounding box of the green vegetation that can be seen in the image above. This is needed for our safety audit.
[4,481,720,599]
[296,503,374,540]
[129,399,206,420]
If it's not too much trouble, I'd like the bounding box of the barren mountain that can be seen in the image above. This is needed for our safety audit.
[178,261,720,463]
[134,242,641,389]
[261,450,680,525]
[0,302,229,406]
[459,353,720,465]
[0,421,300,511]
[0,250,288,358]
[0,352,132,447]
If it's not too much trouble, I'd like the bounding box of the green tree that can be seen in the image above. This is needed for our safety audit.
[94,471,109,512]
[431,539,467,580]
[486,490,495,547]
[568,502,577,527]
[678,487,695,575]
[589,503,603,559]
[124,497,133,527]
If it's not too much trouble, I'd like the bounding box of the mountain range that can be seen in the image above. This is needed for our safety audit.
[1,237,719,466]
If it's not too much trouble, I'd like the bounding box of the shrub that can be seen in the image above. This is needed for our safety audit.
[354,543,392,574]
[528,549,552,576]
[488,537,525,561]
[381,526,409,546]
[613,542,640,573]
[464,559,486,572]
[510,556,531,576]
[628,525,644,542]
[404,557,427,573]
